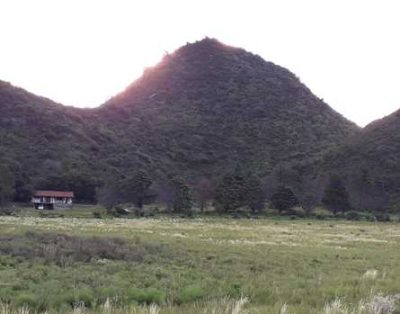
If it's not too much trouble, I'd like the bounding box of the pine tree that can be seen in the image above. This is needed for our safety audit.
[214,173,247,213]
[193,177,214,212]
[170,176,192,213]
[214,170,265,213]
[322,175,351,214]
[0,165,15,209]
[246,175,265,213]
[120,170,153,213]
[270,186,299,213]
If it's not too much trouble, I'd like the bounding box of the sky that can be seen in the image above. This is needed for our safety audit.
[1,0,399,127]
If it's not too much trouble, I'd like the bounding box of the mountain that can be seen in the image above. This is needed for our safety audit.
[0,80,87,169]
[321,109,400,210]
[96,38,359,178]
[0,81,104,202]
[0,38,360,202]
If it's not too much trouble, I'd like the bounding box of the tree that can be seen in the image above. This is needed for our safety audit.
[300,193,317,214]
[214,173,247,213]
[214,170,265,213]
[246,175,265,213]
[97,180,120,214]
[13,178,33,203]
[0,165,15,209]
[120,170,153,214]
[154,180,176,212]
[350,169,388,211]
[193,177,214,212]
[270,186,299,213]
[170,176,192,213]
[322,175,351,214]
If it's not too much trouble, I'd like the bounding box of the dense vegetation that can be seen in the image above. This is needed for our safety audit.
[97,38,358,178]
[318,109,400,211]
[0,38,399,213]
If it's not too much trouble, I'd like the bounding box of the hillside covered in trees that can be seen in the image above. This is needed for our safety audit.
[319,109,400,211]
[0,38,398,212]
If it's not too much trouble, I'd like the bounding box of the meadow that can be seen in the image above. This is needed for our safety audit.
[0,208,400,313]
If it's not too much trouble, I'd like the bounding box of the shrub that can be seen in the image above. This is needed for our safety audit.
[15,293,37,309]
[228,283,243,298]
[347,212,375,221]
[315,213,327,220]
[176,286,205,304]
[127,288,166,305]
[92,211,102,219]
[0,232,164,265]
[375,213,392,222]
[362,212,376,221]
[96,287,119,304]
[311,208,333,220]
[346,211,361,221]
[287,207,306,218]
[61,290,95,309]
[114,205,130,216]
[15,293,48,312]
[72,290,95,308]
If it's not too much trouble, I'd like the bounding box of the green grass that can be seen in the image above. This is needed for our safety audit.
[0,210,400,313]
[9,204,108,219]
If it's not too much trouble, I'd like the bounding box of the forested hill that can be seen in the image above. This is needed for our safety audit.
[96,38,359,178]
[0,80,105,202]
[0,80,90,171]
[0,38,360,202]
[320,109,400,209]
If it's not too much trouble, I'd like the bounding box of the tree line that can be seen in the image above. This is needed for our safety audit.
[94,169,355,216]
[0,164,392,215]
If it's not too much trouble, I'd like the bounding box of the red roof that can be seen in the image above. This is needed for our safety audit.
[34,191,74,198]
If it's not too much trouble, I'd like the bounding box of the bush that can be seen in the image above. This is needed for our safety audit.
[362,212,376,221]
[96,287,119,304]
[311,208,333,220]
[288,207,306,218]
[127,288,166,305]
[346,211,361,221]
[228,283,243,298]
[375,213,392,222]
[92,211,102,219]
[114,205,130,216]
[15,293,38,309]
[344,211,377,221]
[315,213,327,220]
[63,290,95,309]
[0,206,15,216]
[176,286,205,304]
[15,293,49,312]
[0,232,164,266]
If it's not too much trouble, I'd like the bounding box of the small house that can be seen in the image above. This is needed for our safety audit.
[32,190,74,209]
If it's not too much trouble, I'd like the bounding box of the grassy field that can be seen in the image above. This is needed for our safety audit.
[0,208,400,313]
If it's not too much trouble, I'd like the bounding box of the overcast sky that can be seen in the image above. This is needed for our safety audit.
[1,0,399,126]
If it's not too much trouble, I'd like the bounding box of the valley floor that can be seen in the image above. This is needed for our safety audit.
[0,214,400,313]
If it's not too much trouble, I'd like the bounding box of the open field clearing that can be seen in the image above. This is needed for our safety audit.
[0,216,400,313]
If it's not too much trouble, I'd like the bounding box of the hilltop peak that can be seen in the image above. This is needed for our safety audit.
[180,37,232,52]
[173,37,249,62]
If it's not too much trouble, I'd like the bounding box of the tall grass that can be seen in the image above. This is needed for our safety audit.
[0,297,248,314]
[1,294,398,314]
[323,294,400,314]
